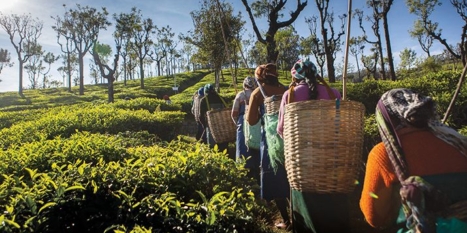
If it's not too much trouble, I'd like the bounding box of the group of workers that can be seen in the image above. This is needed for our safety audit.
[190,59,467,233]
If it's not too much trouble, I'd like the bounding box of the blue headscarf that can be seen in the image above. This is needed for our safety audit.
[197,87,205,97]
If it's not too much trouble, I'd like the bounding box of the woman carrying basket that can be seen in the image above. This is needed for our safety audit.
[197,83,229,153]
[246,63,290,228]
[360,88,467,232]
[276,59,348,233]
[231,76,260,183]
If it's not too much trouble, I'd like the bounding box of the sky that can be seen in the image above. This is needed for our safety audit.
[0,0,463,93]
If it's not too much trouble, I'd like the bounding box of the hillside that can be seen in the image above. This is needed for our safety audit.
[1,67,467,233]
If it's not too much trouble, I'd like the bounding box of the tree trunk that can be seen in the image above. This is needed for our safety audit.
[139,57,144,89]
[66,53,72,92]
[79,53,85,95]
[123,56,127,86]
[266,31,278,63]
[383,15,396,81]
[442,62,467,123]
[108,74,114,103]
[18,59,23,95]
[377,41,386,80]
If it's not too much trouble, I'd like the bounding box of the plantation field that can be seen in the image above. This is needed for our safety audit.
[1,68,466,232]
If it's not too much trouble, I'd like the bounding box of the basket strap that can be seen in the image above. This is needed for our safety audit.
[242,90,248,105]
[255,79,268,98]
[317,76,337,100]
[287,77,335,104]
[206,97,211,110]
[220,96,228,108]
[287,84,295,104]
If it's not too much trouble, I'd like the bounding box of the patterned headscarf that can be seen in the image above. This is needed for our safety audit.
[291,59,318,80]
[377,88,467,165]
[243,76,256,89]
[376,88,467,232]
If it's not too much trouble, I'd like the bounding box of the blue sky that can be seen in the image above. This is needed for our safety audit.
[0,0,463,93]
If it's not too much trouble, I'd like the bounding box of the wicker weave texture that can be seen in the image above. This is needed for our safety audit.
[264,94,282,114]
[284,100,365,194]
[206,108,236,143]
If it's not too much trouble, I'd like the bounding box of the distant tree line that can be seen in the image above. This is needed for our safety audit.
[0,0,465,102]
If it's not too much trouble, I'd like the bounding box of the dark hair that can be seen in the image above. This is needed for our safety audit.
[305,74,318,100]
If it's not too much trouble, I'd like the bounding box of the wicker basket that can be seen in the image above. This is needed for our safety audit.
[206,108,236,144]
[264,94,282,114]
[283,99,365,194]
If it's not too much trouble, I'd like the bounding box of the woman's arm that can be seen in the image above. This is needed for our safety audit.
[231,93,241,124]
[246,91,260,125]
[360,143,400,228]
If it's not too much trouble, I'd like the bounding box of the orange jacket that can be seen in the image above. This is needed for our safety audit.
[360,127,467,228]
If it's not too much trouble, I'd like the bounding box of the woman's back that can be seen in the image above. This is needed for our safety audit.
[400,128,467,175]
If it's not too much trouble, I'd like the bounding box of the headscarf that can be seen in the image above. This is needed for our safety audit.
[204,83,215,95]
[243,76,256,89]
[378,88,467,157]
[291,58,318,80]
[290,59,321,100]
[375,88,467,232]
[197,87,205,97]
[255,63,278,83]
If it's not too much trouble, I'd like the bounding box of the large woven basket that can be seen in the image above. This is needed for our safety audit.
[284,99,365,194]
[206,108,236,144]
[264,94,282,114]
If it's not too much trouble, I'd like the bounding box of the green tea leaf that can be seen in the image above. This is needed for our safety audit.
[65,185,85,192]
[38,202,56,214]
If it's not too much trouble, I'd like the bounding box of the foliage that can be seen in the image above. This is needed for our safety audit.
[0,103,185,149]
[0,13,43,94]
[52,4,110,95]
[1,65,467,233]
[0,70,211,111]
[0,136,270,232]
[240,0,307,63]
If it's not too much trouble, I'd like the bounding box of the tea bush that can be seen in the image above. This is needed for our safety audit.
[1,67,467,233]
[0,104,185,149]
[0,137,270,233]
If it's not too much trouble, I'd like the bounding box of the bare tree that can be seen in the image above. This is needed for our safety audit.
[355,8,385,80]
[241,0,307,63]
[349,36,366,80]
[57,53,78,89]
[153,26,171,76]
[361,44,379,79]
[52,11,76,92]
[302,16,325,77]
[406,0,466,64]
[112,8,138,86]
[130,9,155,89]
[0,48,14,80]
[0,13,43,95]
[313,0,346,83]
[23,42,44,89]
[42,52,59,89]
[368,0,396,80]
[409,20,433,57]
[53,4,110,95]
